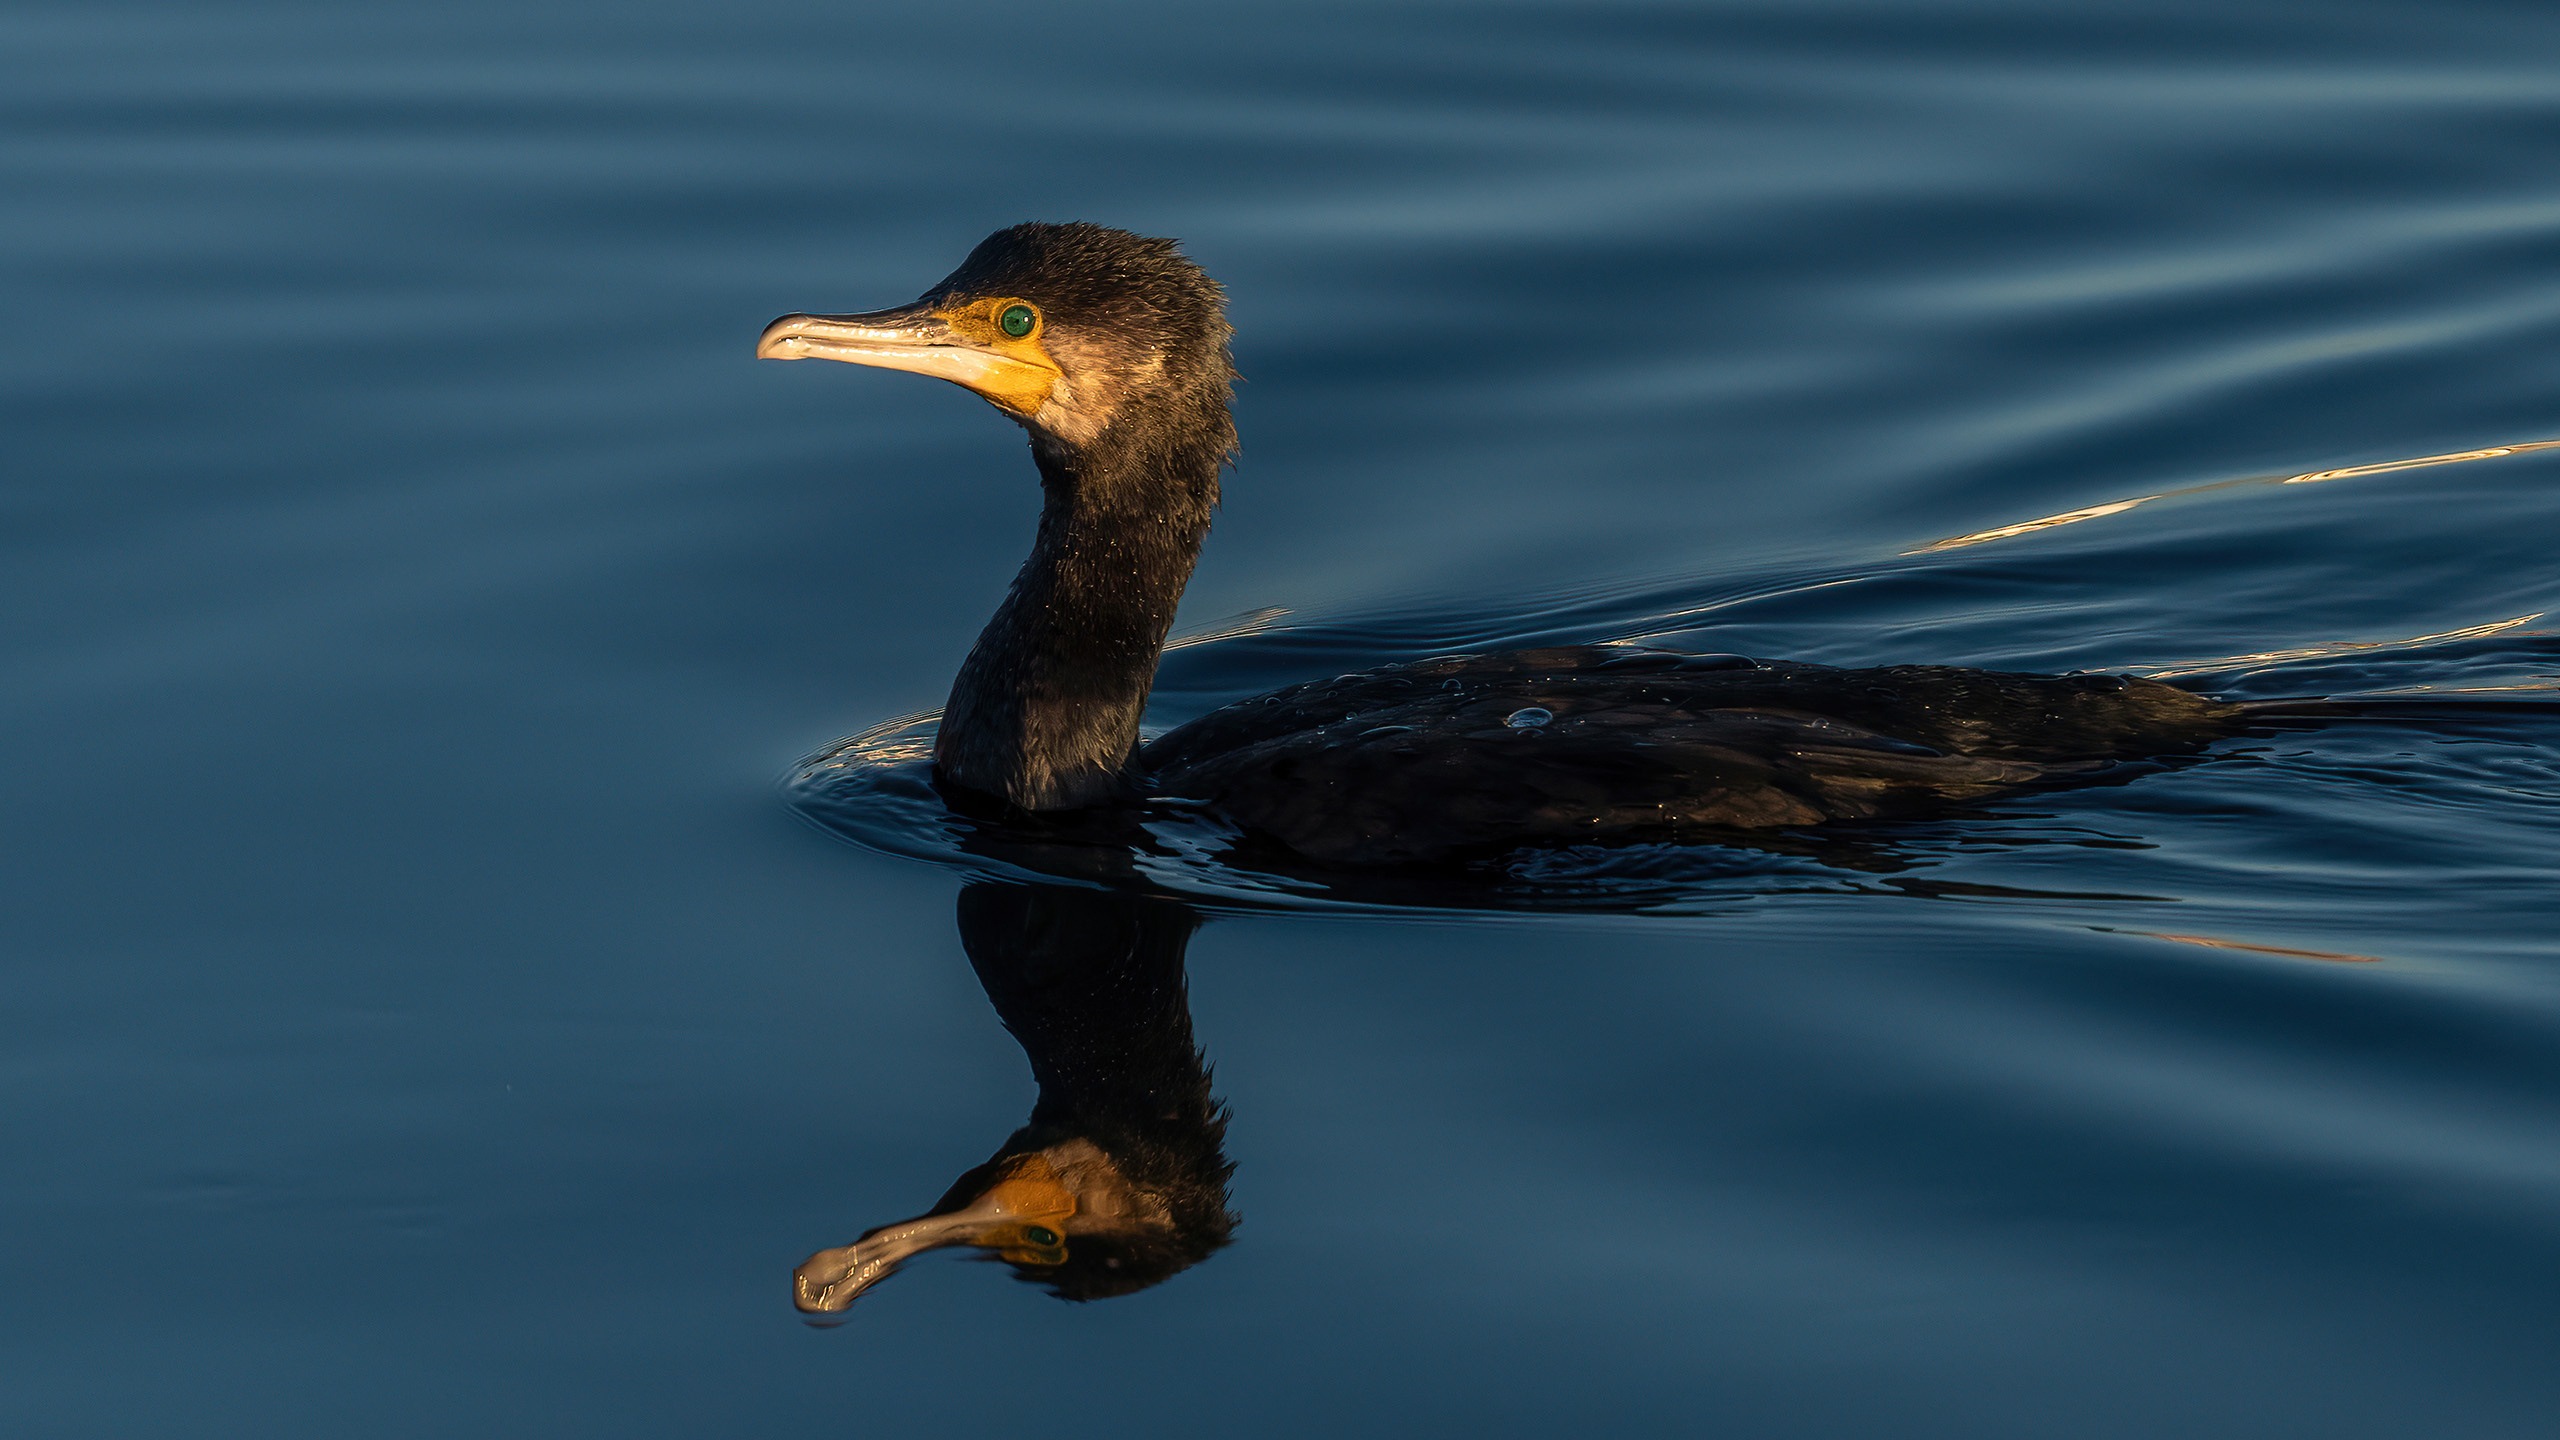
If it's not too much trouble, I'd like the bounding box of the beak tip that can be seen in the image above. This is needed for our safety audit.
[757,315,814,361]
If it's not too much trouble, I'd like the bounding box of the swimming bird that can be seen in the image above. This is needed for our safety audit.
[760,222,2241,866]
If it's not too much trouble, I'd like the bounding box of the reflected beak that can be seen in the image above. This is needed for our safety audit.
[792,1208,994,1313]
[757,302,1057,417]
[792,1156,1079,1313]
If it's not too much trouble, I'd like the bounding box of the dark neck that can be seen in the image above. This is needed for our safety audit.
[957,882,1218,1140]
[935,413,1222,810]
[956,881,1236,1297]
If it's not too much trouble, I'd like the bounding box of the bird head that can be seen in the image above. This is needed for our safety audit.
[759,221,1234,454]
[790,1135,1231,1312]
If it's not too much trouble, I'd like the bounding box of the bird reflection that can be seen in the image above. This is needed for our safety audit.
[794,881,1235,1312]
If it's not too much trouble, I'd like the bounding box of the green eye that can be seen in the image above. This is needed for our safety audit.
[998,304,1037,338]
[1024,1226,1060,1246]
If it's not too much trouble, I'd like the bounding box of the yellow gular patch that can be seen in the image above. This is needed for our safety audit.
[972,1154,1078,1265]
[938,298,1058,419]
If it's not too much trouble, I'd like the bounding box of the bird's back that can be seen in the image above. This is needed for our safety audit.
[1143,648,2237,865]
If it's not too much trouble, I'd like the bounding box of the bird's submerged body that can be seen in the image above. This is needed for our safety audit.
[762,222,2248,868]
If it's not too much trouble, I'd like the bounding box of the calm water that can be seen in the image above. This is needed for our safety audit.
[9,0,2560,1434]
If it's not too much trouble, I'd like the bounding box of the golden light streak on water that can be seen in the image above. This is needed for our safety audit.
[2139,613,2547,679]
[1903,498,2159,553]
[2278,438,2560,484]
[1906,437,2560,554]
[1165,605,1292,650]
[2115,929,2387,964]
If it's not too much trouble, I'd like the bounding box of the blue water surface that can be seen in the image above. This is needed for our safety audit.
[7,1,2560,1435]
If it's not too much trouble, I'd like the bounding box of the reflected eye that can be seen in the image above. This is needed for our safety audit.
[1024,1225,1060,1246]
[998,304,1037,338]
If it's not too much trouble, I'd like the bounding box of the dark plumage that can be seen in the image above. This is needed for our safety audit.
[1147,649,2232,864]
[762,223,2246,867]
[792,882,1234,1311]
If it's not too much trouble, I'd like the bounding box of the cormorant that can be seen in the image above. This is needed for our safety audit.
[793,882,1234,1311]
[760,223,2243,866]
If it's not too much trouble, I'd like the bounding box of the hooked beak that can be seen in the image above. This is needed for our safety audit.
[758,302,1058,418]
[791,1155,1078,1313]
[791,1208,990,1314]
